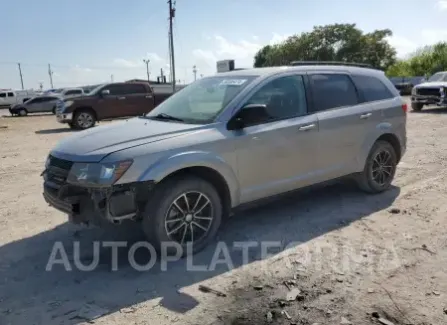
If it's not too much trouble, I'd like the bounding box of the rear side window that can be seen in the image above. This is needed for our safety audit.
[310,74,358,111]
[121,83,148,95]
[65,90,82,96]
[351,75,394,102]
[7,92,14,97]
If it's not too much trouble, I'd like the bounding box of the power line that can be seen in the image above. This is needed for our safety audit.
[168,0,176,92]
[17,63,24,90]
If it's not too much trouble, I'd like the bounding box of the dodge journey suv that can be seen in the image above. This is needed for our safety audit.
[42,63,407,255]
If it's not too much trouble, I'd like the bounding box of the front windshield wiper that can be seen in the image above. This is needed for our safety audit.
[149,113,185,122]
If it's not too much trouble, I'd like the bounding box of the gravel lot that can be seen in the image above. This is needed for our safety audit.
[0,99,446,325]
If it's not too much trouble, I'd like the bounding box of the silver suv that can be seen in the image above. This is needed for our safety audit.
[42,64,407,255]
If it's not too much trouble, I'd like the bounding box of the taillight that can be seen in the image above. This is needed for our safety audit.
[402,103,408,113]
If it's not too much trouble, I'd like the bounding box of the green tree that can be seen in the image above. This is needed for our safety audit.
[386,42,447,77]
[253,23,397,70]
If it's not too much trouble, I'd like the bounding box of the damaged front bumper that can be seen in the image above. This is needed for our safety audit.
[43,168,154,226]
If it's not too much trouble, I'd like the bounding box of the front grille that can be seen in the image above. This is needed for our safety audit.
[45,155,73,189]
[49,155,73,171]
[417,88,441,97]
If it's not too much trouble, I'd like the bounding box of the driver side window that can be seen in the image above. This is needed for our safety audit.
[242,75,307,127]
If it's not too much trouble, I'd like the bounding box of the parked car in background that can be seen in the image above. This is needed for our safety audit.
[389,76,426,95]
[59,88,84,98]
[9,94,61,116]
[411,71,447,111]
[43,63,406,255]
[0,90,37,109]
[56,81,173,129]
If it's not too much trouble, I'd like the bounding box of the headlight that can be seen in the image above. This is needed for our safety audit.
[64,100,74,107]
[411,87,417,95]
[45,156,51,169]
[67,160,133,187]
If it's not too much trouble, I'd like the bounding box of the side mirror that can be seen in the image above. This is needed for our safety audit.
[227,103,267,131]
[101,89,110,96]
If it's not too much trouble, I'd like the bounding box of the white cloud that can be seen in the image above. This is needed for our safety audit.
[146,52,164,62]
[270,33,290,45]
[388,29,447,58]
[437,0,447,10]
[386,35,419,57]
[113,58,140,68]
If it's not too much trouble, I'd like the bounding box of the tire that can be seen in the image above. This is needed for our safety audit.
[18,108,28,116]
[73,109,96,129]
[356,140,397,194]
[142,176,223,257]
[411,102,423,111]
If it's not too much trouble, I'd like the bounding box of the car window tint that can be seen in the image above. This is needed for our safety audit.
[122,83,147,94]
[7,92,14,97]
[65,90,82,95]
[310,74,358,111]
[243,75,307,126]
[351,75,394,102]
[0,93,6,98]
[102,84,122,95]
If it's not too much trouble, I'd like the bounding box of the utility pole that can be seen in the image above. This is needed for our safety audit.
[48,64,54,88]
[17,63,24,90]
[193,65,197,81]
[168,0,176,92]
[111,74,114,82]
[143,59,150,82]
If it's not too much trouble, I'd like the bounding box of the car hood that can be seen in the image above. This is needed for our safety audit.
[51,117,205,162]
[415,81,447,88]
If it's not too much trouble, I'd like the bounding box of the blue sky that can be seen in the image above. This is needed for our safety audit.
[2,0,447,90]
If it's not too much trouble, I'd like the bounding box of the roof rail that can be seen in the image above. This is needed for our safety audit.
[290,61,374,69]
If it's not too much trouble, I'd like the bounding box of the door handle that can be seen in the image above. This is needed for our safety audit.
[360,113,372,119]
[145,95,153,98]
[118,96,126,100]
[298,124,316,131]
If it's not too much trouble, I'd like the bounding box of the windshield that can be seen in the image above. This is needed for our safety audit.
[145,75,258,123]
[428,73,447,82]
[87,84,106,95]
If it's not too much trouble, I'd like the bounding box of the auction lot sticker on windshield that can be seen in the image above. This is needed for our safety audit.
[219,79,247,86]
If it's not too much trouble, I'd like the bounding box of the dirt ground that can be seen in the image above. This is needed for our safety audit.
[0,99,446,325]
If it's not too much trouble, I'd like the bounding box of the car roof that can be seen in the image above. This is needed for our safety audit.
[216,65,385,78]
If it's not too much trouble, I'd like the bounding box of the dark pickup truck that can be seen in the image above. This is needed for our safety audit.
[56,81,181,129]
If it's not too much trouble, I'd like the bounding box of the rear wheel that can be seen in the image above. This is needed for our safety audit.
[356,140,397,194]
[411,102,423,111]
[142,176,223,256]
[18,108,28,116]
[73,109,96,129]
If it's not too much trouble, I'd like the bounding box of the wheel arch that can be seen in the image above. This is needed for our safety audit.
[137,151,240,215]
[73,106,97,120]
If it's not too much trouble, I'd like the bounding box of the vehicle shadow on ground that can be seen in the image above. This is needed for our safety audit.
[0,181,400,324]
[411,106,447,114]
[2,113,54,118]
[35,128,76,134]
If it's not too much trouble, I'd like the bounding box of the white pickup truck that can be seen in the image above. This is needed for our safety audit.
[0,90,37,109]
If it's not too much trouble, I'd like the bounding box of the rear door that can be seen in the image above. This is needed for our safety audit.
[308,72,379,180]
[121,83,154,116]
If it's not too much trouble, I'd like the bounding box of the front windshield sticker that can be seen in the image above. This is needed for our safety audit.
[219,79,247,86]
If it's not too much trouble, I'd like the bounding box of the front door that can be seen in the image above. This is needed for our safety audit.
[120,83,154,116]
[232,74,319,204]
[95,84,125,119]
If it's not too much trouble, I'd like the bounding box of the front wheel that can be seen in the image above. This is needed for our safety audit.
[18,108,28,116]
[411,102,423,111]
[356,140,397,194]
[73,110,96,129]
[142,176,223,256]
